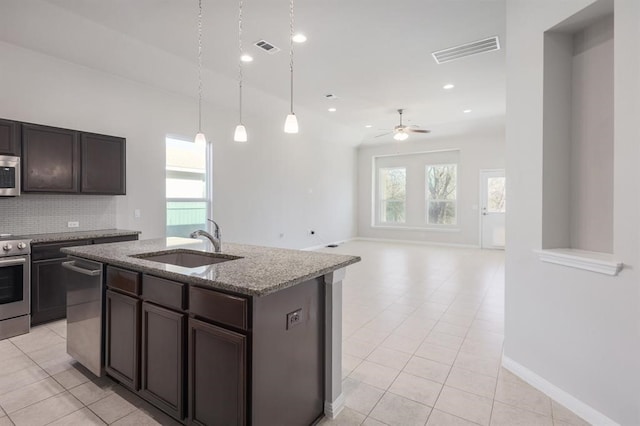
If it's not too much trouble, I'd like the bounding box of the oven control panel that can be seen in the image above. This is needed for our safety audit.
[0,239,31,257]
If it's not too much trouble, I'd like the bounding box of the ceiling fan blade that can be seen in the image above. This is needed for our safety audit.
[407,129,431,134]
[374,131,393,138]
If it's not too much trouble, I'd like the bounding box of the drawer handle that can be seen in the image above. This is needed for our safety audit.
[62,261,101,276]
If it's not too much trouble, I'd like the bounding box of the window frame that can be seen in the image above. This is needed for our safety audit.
[165,135,212,236]
[425,163,458,226]
[377,166,407,225]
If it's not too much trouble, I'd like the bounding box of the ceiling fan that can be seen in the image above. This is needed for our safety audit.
[375,109,431,141]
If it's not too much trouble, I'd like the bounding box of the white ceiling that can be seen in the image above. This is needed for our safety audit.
[5,0,506,145]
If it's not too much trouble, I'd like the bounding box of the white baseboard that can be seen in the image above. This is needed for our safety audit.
[502,356,619,426]
[353,236,480,249]
[324,393,345,419]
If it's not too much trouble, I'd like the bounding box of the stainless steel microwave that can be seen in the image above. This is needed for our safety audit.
[0,155,20,197]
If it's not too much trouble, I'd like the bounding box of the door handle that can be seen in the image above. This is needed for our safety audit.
[0,258,26,267]
[62,261,101,276]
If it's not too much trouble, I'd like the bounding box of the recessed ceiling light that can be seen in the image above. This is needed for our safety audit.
[328,107,337,112]
[240,54,253,62]
[365,124,373,128]
[463,109,472,113]
[292,33,307,43]
[443,84,455,90]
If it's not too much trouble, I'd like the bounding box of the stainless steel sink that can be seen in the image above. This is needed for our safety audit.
[133,250,241,268]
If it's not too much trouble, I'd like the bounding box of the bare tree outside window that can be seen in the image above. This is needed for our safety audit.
[379,167,406,223]
[426,164,457,225]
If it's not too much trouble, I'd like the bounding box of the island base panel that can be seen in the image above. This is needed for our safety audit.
[251,277,325,426]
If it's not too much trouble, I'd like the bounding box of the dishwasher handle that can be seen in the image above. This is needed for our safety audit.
[62,260,102,276]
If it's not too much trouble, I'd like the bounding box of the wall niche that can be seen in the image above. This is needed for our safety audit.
[542,0,614,255]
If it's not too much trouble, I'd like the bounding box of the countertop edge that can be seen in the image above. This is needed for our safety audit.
[27,229,141,244]
[63,244,361,297]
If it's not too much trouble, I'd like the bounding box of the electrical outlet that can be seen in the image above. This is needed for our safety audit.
[134,209,141,219]
[67,221,79,228]
[286,309,302,330]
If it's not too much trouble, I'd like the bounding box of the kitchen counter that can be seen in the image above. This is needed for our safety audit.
[63,237,359,424]
[61,237,360,297]
[21,229,141,243]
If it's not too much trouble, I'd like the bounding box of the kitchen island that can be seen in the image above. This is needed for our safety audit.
[62,237,360,426]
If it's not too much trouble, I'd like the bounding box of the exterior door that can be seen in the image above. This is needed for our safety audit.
[480,170,506,249]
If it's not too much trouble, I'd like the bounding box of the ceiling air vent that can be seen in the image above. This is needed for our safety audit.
[254,39,281,54]
[432,36,500,64]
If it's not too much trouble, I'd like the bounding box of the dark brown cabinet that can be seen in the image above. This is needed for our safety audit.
[31,235,138,326]
[141,302,186,420]
[105,289,140,390]
[19,121,126,195]
[22,124,79,193]
[81,133,126,195]
[0,119,20,156]
[188,318,246,426]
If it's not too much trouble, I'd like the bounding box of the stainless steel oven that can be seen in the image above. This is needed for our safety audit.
[0,155,20,197]
[0,237,31,339]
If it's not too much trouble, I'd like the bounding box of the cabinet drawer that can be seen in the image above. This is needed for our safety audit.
[93,234,138,245]
[142,275,186,311]
[106,265,141,296]
[32,239,91,261]
[189,287,248,331]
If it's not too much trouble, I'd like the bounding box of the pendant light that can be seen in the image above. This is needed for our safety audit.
[283,0,299,134]
[233,0,248,142]
[194,0,206,144]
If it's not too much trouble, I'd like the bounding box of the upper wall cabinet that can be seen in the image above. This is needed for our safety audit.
[81,133,126,195]
[0,119,21,156]
[21,123,126,195]
[22,124,79,193]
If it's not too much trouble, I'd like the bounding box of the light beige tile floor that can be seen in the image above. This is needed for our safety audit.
[0,240,590,425]
[317,240,590,426]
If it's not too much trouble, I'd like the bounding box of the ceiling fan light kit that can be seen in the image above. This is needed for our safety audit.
[375,108,431,141]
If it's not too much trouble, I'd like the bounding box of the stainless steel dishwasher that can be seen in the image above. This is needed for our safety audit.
[62,256,104,377]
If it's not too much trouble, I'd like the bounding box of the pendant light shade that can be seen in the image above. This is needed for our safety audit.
[284,113,299,133]
[234,0,248,142]
[195,132,207,144]
[233,124,247,142]
[284,0,299,134]
[195,0,206,143]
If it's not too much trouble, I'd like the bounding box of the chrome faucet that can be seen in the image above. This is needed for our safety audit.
[190,219,222,253]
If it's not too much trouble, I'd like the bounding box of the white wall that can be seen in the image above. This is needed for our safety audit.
[357,123,505,246]
[505,0,640,424]
[0,39,358,248]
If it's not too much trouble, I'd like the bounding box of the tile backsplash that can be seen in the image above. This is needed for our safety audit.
[0,194,117,235]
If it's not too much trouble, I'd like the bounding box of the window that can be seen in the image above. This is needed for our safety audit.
[166,136,210,237]
[378,167,406,223]
[426,164,457,225]
[487,176,506,213]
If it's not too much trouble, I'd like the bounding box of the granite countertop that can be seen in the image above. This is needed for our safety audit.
[62,237,360,297]
[20,229,141,244]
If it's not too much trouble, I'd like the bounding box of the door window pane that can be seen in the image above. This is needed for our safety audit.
[487,177,506,213]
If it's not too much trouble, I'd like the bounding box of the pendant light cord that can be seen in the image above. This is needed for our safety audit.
[289,0,294,115]
[197,0,203,133]
[238,0,244,124]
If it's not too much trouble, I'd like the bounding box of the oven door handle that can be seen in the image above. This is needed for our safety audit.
[62,260,101,277]
[0,258,26,267]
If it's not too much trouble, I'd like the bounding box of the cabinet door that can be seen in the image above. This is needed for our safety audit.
[105,289,140,390]
[31,258,69,325]
[22,124,79,192]
[140,302,185,420]
[80,133,126,195]
[188,318,246,426]
[0,119,20,156]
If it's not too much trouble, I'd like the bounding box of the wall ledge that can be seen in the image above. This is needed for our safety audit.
[536,248,623,276]
[502,356,619,426]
